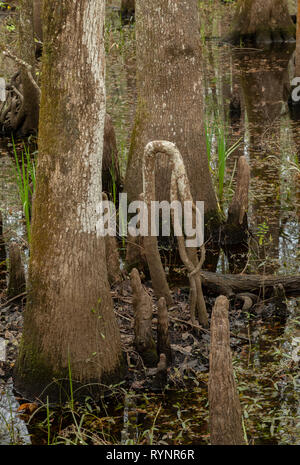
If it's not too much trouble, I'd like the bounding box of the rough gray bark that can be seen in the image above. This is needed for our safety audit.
[14,0,124,401]
[209,296,245,445]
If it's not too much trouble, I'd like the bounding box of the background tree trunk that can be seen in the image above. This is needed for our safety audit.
[209,296,245,445]
[124,0,219,266]
[295,0,300,75]
[14,0,124,401]
[15,0,40,134]
[33,0,43,57]
[228,0,296,45]
[121,0,135,22]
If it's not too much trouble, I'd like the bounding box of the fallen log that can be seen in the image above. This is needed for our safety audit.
[201,270,300,298]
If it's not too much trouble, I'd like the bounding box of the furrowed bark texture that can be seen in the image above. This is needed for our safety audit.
[209,296,245,445]
[16,0,40,134]
[14,0,124,400]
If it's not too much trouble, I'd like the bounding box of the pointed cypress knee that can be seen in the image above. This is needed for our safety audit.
[130,268,158,367]
[208,295,245,445]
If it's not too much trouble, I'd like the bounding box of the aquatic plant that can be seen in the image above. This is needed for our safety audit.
[205,121,241,206]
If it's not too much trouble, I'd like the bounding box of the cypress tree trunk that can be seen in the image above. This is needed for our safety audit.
[228,0,295,45]
[14,0,124,401]
[125,0,217,213]
[124,0,219,267]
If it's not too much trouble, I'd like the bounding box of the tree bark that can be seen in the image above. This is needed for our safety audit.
[14,0,124,401]
[131,268,158,367]
[228,0,296,45]
[201,270,300,298]
[209,296,245,445]
[124,0,219,265]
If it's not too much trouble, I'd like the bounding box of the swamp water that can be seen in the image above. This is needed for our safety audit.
[0,2,299,445]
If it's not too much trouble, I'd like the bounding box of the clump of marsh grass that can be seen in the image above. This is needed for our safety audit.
[11,137,36,243]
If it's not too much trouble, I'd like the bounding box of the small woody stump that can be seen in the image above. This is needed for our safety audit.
[208,295,245,445]
[130,268,158,367]
[7,242,26,300]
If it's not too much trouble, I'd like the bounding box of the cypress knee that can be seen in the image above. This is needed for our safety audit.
[208,295,245,445]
